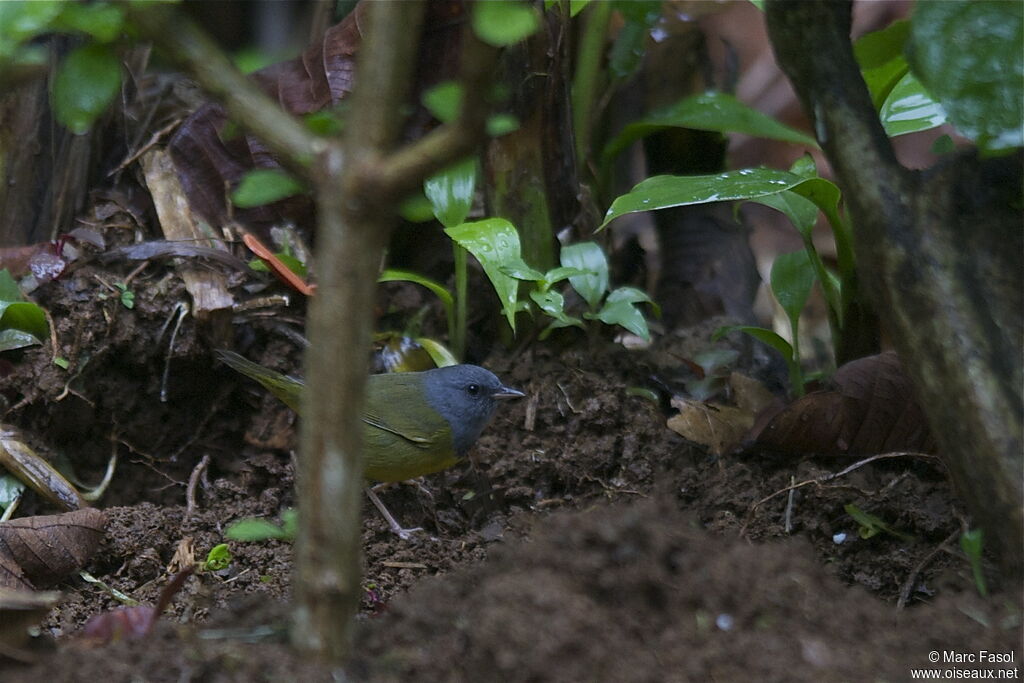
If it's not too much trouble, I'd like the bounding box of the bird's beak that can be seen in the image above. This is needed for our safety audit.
[492,385,525,400]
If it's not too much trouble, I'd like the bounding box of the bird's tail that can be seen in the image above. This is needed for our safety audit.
[215,350,303,412]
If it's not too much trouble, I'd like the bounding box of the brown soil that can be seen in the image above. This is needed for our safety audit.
[2,258,1021,682]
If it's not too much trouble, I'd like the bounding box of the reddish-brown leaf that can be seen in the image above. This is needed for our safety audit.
[0,508,107,591]
[746,352,936,456]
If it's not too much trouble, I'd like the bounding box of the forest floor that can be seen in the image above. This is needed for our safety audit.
[2,255,1021,682]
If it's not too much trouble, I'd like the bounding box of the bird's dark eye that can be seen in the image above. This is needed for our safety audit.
[467,383,480,396]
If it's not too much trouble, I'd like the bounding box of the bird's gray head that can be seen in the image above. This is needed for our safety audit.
[422,364,523,456]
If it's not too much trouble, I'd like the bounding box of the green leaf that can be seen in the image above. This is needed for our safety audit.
[231,169,304,208]
[445,219,523,332]
[424,157,476,228]
[560,242,608,310]
[486,113,520,137]
[415,337,459,368]
[930,134,955,156]
[960,528,988,597]
[0,474,25,511]
[399,191,436,223]
[746,190,819,239]
[378,269,454,325]
[844,503,913,541]
[304,109,344,136]
[52,3,124,42]
[0,328,40,352]
[52,43,122,134]
[879,71,947,138]
[770,251,815,325]
[713,325,794,362]
[589,299,649,340]
[909,0,1023,153]
[203,543,232,571]
[541,266,592,287]
[500,259,546,282]
[0,1,63,57]
[472,0,540,47]
[529,289,583,329]
[601,168,797,228]
[54,356,70,369]
[602,93,818,164]
[226,517,293,542]
[607,1,661,80]
[748,0,763,9]
[854,19,911,110]
[570,0,591,17]
[422,81,461,123]
[0,269,48,343]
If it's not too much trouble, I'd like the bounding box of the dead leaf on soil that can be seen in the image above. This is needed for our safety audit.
[667,397,754,456]
[744,351,935,456]
[80,568,193,646]
[0,508,107,591]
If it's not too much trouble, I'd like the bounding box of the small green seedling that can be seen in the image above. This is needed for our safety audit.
[114,282,134,309]
[959,528,988,597]
[844,503,913,541]
[226,509,297,542]
[202,543,232,572]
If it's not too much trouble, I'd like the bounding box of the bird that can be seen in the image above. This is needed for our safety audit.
[216,350,523,538]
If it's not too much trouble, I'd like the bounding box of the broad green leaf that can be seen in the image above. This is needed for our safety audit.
[446,219,522,332]
[249,252,307,278]
[0,1,63,57]
[399,192,435,223]
[304,109,345,136]
[422,81,461,123]
[854,19,911,110]
[231,169,304,208]
[588,299,649,340]
[0,269,22,301]
[425,157,476,229]
[473,1,540,47]
[746,191,818,239]
[542,266,592,287]
[608,1,661,80]
[530,289,583,328]
[544,0,591,15]
[0,269,48,342]
[770,251,815,325]
[226,517,293,541]
[601,168,796,228]
[560,242,608,310]
[0,328,42,352]
[789,154,817,178]
[909,1,1023,153]
[602,168,845,231]
[53,3,123,42]
[879,71,947,138]
[500,259,545,282]
[602,93,818,164]
[713,325,794,362]
[52,43,122,134]
[378,268,454,326]
[748,0,763,9]
[605,285,659,316]
[416,337,459,368]
[487,113,520,137]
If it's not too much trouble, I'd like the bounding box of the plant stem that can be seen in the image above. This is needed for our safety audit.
[453,244,467,361]
[572,1,612,166]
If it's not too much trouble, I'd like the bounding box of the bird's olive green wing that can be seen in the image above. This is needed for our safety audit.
[362,372,457,483]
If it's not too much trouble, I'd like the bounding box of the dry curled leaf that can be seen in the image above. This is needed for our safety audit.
[80,568,193,646]
[667,397,754,456]
[0,508,107,591]
[745,351,935,456]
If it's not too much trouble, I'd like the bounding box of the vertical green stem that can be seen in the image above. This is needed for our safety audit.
[789,318,805,397]
[572,1,612,166]
[453,243,467,360]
